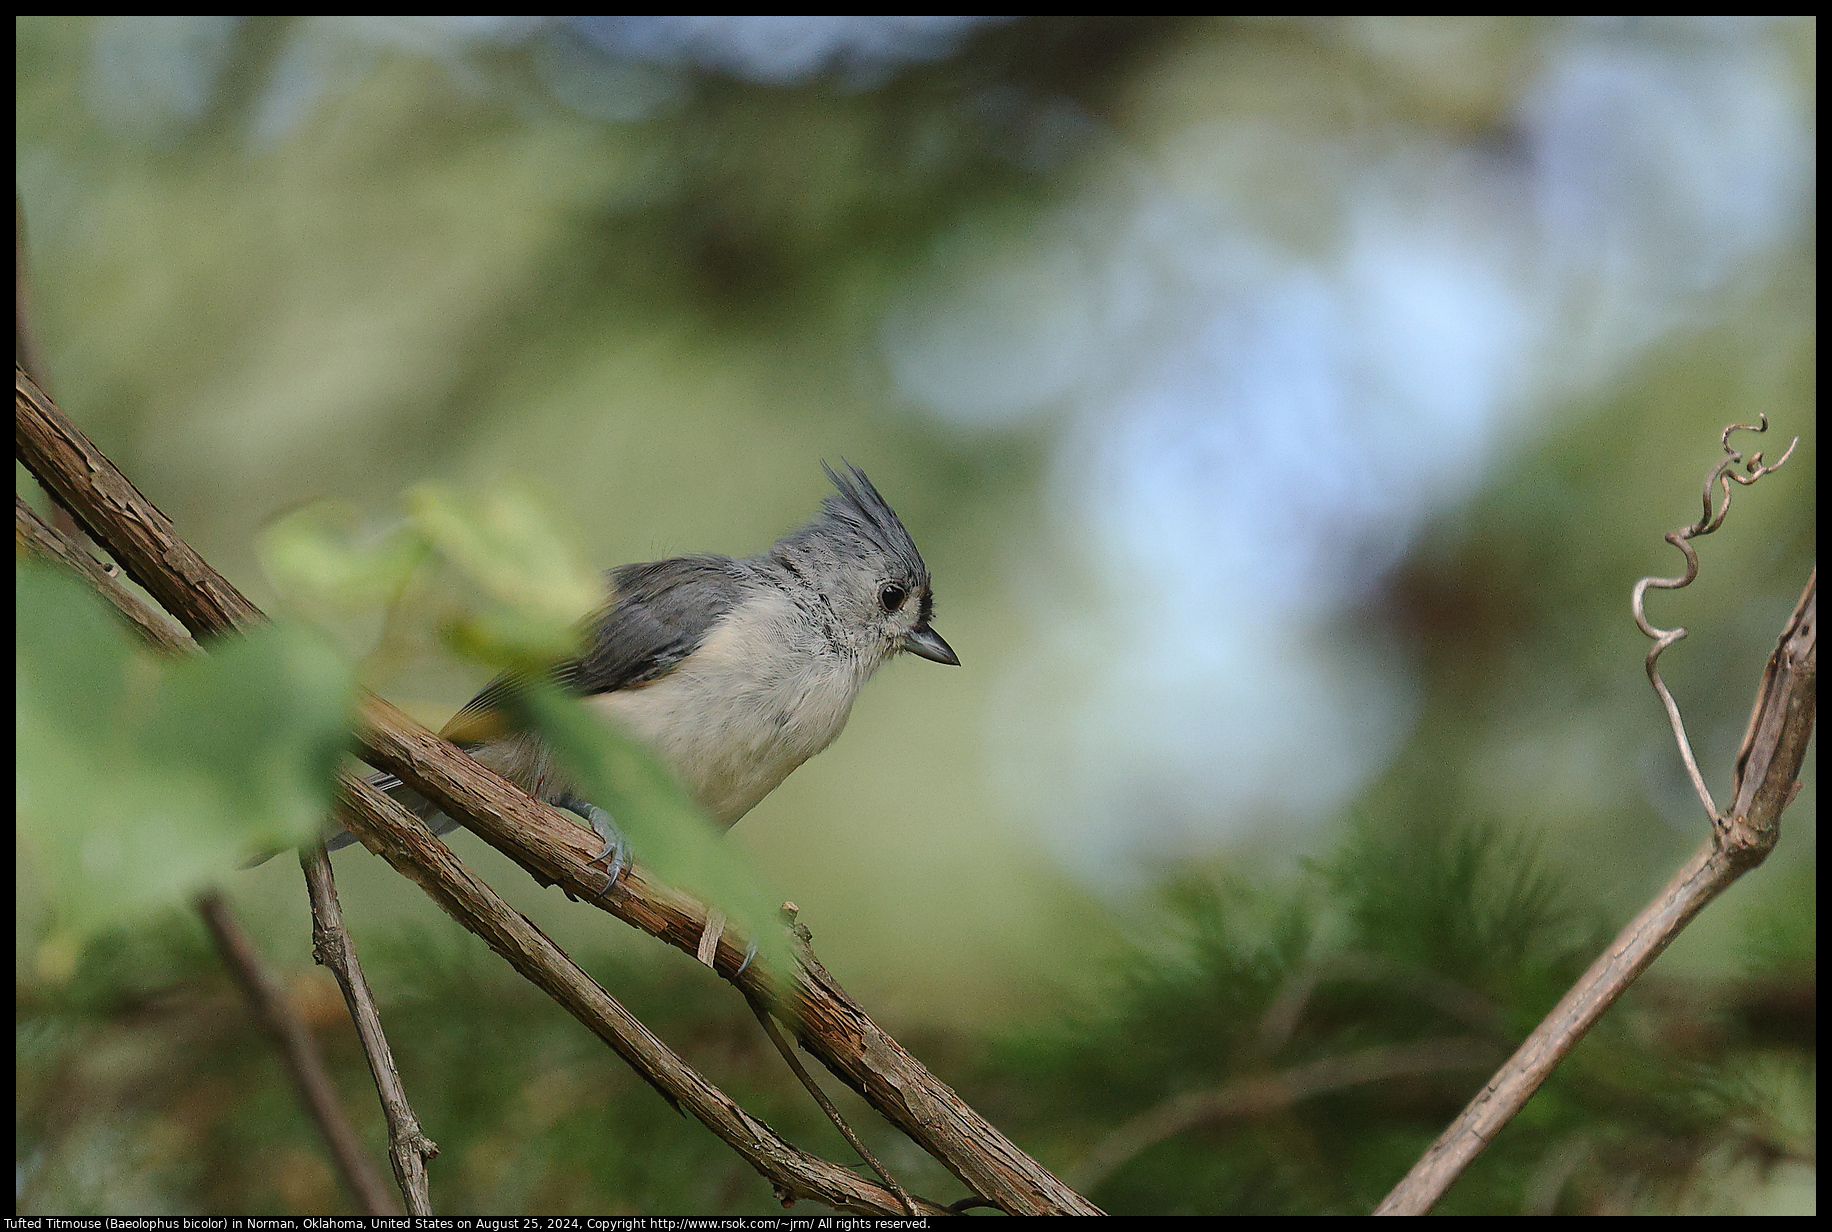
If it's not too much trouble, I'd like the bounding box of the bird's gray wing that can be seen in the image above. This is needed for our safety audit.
[439,554,744,745]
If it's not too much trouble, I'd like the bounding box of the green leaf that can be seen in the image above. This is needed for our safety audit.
[407,483,600,669]
[258,501,431,609]
[16,565,355,967]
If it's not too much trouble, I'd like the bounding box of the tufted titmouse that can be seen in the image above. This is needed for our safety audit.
[324,462,957,875]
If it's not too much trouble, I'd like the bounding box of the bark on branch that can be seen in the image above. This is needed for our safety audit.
[1376,453,1813,1216]
[17,365,1100,1216]
[23,482,433,1213]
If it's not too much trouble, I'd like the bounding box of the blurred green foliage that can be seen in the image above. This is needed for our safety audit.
[17,565,353,972]
[17,13,1812,1218]
[16,811,1812,1214]
[17,913,859,1215]
[989,812,1814,1214]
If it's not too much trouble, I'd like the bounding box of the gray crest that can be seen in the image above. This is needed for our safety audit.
[805,460,931,591]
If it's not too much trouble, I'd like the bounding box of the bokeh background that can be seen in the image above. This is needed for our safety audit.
[17,16,1814,1215]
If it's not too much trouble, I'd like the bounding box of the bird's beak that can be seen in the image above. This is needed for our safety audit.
[903,624,960,666]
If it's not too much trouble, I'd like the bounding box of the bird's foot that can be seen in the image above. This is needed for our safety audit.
[557,796,629,903]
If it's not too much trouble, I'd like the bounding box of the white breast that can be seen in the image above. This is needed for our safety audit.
[583,590,870,827]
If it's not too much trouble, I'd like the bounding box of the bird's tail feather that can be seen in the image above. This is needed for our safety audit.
[247,768,459,864]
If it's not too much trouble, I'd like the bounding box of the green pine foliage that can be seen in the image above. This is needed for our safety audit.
[983,812,1813,1214]
[15,809,1811,1213]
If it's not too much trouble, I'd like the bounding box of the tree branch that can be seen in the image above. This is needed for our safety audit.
[299,843,441,1215]
[332,767,955,1214]
[349,694,1100,1212]
[16,365,1099,1215]
[747,907,920,1216]
[1376,435,1812,1216]
[17,495,196,656]
[1075,1038,1504,1193]
[195,890,402,1215]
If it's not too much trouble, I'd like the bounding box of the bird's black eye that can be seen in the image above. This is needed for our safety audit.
[878,582,907,612]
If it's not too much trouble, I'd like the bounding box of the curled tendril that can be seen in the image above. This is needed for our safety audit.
[1631,416,1799,825]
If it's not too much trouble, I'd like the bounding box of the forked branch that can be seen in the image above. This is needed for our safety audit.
[16,365,1097,1216]
[22,483,433,1215]
[1378,424,1811,1215]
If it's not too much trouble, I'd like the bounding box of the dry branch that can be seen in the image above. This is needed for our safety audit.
[1376,429,1812,1216]
[17,365,1100,1216]
[299,844,440,1215]
[332,766,954,1214]
[16,495,195,656]
[196,891,402,1215]
[21,489,434,1215]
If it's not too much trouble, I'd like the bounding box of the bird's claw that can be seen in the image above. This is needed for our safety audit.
[559,798,630,904]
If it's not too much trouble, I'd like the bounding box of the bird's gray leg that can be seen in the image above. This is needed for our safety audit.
[552,797,753,975]
[555,795,629,902]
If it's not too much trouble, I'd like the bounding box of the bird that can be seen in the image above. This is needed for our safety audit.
[324,461,957,884]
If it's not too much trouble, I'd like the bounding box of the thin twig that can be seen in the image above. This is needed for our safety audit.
[1074,1038,1504,1193]
[746,994,920,1216]
[299,844,439,1215]
[1379,429,1811,1216]
[1729,572,1816,829]
[1629,417,1798,823]
[195,890,402,1215]
[744,905,920,1216]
